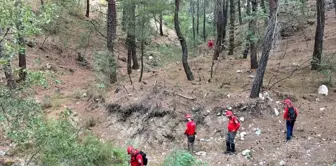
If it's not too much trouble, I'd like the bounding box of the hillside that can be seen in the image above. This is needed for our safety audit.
[0,0,336,166]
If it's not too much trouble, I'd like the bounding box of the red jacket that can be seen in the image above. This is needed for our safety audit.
[130,150,143,166]
[208,40,214,48]
[283,107,298,121]
[184,120,196,136]
[227,116,240,132]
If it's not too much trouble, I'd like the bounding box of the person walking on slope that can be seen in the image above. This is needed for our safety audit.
[184,114,196,154]
[283,98,298,141]
[127,146,148,166]
[224,107,240,154]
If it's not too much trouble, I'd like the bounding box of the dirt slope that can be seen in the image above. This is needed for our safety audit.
[1,2,336,166]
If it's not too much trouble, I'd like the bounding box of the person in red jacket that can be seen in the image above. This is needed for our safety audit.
[224,107,240,154]
[127,146,144,166]
[184,114,196,154]
[283,98,298,141]
[208,40,214,49]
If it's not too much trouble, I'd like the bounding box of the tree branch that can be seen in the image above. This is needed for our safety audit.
[0,28,10,43]
[268,58,312,90]
[86,20,107,40]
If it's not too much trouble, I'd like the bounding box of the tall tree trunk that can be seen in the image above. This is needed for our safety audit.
[228,0,235,55]
[107,0,117,83]
[129,3,139,69]
[333,0,336,15]
[197,0,200,35]
[159,12,164,36]
[16,0,27,82]
[174,0,194,81]
[238,0,242,25]
[0,28,17,89]
[40,0,44,9]
[203,0,206,42]
[250,0,279,98]
[86,0,89,17]
[243,0,251,59]
[311,0,325,70]
[122,6,127,32]
[191,1,196,42]
[250,0,258,69]
[222,0,229,50]
[126,34,132,75]
[107,0,116,52]
[260,0,268,26]
[214,0,223,60]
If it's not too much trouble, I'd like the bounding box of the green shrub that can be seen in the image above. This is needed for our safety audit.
[0,86,128,166]
[93,51,117,87]
[162,149,207,166]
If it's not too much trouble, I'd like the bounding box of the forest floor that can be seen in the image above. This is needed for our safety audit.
[1,1,336,166]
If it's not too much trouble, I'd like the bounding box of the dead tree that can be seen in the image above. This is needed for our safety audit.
[311,0,325,70]
[250,0,279,98]
[174,0,194,81]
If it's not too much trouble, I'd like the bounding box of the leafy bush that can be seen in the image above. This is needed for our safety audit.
[93,51,117,87]
[0,86,128,166]
[320,53,336,86]
[34,117,128,166]
[163,149,207,166]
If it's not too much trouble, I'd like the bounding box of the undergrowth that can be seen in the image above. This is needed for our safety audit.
[163,149,207,166]
[0,86,128,166]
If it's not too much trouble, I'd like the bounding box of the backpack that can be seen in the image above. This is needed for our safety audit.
[288,107,296,122]
[136,151,148,165]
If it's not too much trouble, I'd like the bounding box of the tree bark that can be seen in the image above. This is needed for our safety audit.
[260,0,268,27]
[222,0,229,50]
[107,0,116,52]
[129,3,139,70]
[86,0,89,17]
[228,0,235,55]
[126,34,132,75]
[250,0,258,69]
[311,0,325,70]
[174,0,194,81]
[40,0,44,9]
[159,12,164,36]
[243,0,251,59]
[191,1,196,42]
[214,0,223,60]
[197,0,200,35]
[334,0,336,15]
[122,5,127,32]
[0,28,17,89]
[107,0,117,83]
[238,0,242,25]
[203,0,206,42]
[16,0,27,82]
[250,0,279,98]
